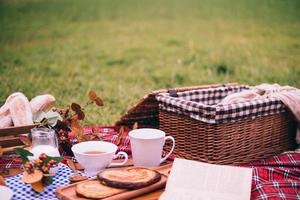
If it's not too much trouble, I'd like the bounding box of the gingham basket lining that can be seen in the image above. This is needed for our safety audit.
[175,85,247,105]
[156,85,287,124]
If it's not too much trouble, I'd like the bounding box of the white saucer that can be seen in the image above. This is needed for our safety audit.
[0,185,13,200]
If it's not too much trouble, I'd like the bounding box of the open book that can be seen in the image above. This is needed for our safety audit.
[160,158,253,200]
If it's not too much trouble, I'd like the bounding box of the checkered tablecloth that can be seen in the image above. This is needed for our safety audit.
[5,164,72,200]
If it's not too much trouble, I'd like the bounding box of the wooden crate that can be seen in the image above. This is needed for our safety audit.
[0,125,36,153]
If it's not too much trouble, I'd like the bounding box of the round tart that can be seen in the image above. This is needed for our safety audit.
[76,180,124,199]
[98,167,161,190]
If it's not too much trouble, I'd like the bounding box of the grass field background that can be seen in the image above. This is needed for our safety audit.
[1,0,300,125]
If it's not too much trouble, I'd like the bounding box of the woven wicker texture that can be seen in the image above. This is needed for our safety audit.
[160,110,297,164]
[115,83,238,129]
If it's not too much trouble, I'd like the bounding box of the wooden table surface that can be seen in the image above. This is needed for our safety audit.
[133,189,164,200]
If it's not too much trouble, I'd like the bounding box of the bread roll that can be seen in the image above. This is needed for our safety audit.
[0,92,24,115]
[30,94,55,114]
[9,95,33,126]
[0,92,25,128]
[0,112,12,128]
[1,93,55,127]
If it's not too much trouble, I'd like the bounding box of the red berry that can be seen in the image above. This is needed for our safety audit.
[50,160,56,164]
[39,153,47,160]
[24,162,32,168]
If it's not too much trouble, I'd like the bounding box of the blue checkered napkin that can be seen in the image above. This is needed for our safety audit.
[5,164,72,200]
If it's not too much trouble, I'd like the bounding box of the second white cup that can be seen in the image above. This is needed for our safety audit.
[129,128,175,167]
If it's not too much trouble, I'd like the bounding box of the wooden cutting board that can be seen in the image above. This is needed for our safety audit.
[56,164,172,200]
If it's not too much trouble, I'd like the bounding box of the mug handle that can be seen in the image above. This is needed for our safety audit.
[160,136,175,164]
[109,151,128,167]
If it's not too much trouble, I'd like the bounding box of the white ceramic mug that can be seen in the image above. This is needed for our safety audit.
[71,141,128,176]
[129,128,175,166]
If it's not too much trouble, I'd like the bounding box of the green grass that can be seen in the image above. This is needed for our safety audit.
[1,0,300,125]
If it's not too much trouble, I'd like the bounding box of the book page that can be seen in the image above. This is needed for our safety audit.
[160,158,253,200]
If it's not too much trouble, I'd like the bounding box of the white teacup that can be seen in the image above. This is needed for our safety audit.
[129,128,175,167]
[71,141,128,176]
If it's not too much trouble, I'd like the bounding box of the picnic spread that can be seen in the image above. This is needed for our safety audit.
[1,83,300,200]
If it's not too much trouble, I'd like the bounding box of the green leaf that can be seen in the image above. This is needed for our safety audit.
[45,110,62,126]
[15,148,33,157]
[15,148,33,164]
[33,111,47,123]
[43,156,63,165]
[33,110,62,126]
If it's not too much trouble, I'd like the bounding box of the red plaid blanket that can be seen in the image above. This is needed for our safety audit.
[247,152,300,200]
[1,126,299,199]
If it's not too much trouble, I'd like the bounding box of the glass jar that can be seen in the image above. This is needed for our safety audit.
[30,127,60,159]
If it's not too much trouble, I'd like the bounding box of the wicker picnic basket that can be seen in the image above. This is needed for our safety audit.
[116,83,298,165]
[156,84,298,164]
